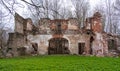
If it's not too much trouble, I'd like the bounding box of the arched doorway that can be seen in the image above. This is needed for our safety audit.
[48,38,69,54]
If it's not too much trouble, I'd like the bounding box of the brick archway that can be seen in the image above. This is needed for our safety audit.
[48,38,70,54]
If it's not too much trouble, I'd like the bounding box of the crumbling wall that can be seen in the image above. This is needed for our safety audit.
[15,13,25,34]
[49,19,68,31]
[15,13,33,35]
[39,18,50,30]
[92,21,102,33]
[107,35,120,50]
[23,18,34,35]
[6,12,111,57]
[7,33,26,56]
[25,18,33,31]
[27,35,52,55]
[64,34,90,55]
[85,12,109,56]
[85,17,94,30]
[63,35,79,54]
[92,32,108,56]
[117,37,120,51]
[68,18,79,30]
[27,34,91,55]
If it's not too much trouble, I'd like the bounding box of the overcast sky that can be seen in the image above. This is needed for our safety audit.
[89,0,101,7]
[16,0,101,16]
[1,0,120,31]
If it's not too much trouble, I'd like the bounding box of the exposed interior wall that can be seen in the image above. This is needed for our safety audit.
[92,32,108,56]
[15,13,25,34]
[64,34,90,55]
[26,19,33,31]
[116,37,120,51]
[39,18,50,30]
[65,35,80,54]
[27,35,52,55]
[68,19,78,30]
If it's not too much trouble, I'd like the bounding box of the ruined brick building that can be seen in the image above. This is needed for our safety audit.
[7,12,120,57]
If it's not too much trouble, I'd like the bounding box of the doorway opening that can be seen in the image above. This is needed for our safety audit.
[108,39,117,50]
[90,36,94,54]
[78,43,85,54]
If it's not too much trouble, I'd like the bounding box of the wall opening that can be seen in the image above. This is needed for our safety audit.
[90,36,94,54]
[78,43,85,54]
[32,43,38,54]
[48,38,69,54]
[17,47,26,55]
[108,39,116,50]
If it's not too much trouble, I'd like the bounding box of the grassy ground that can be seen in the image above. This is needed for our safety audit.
[0,55,120,71]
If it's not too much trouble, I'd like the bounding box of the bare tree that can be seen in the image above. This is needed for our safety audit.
[71,0,89,28]
[105,0,115,33]
[59,3,67,19]
[59,1,74,19]
[50,0,61,19]
[94,3,106,31]
[43,0,50,18]
[22,0,63,19]
[114,0,120,34]
[114,0,120,14]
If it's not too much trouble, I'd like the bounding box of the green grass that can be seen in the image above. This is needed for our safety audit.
[0,55,120,71]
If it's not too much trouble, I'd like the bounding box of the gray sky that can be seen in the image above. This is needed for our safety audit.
[18,0,100,16]
[1,0,120,31]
